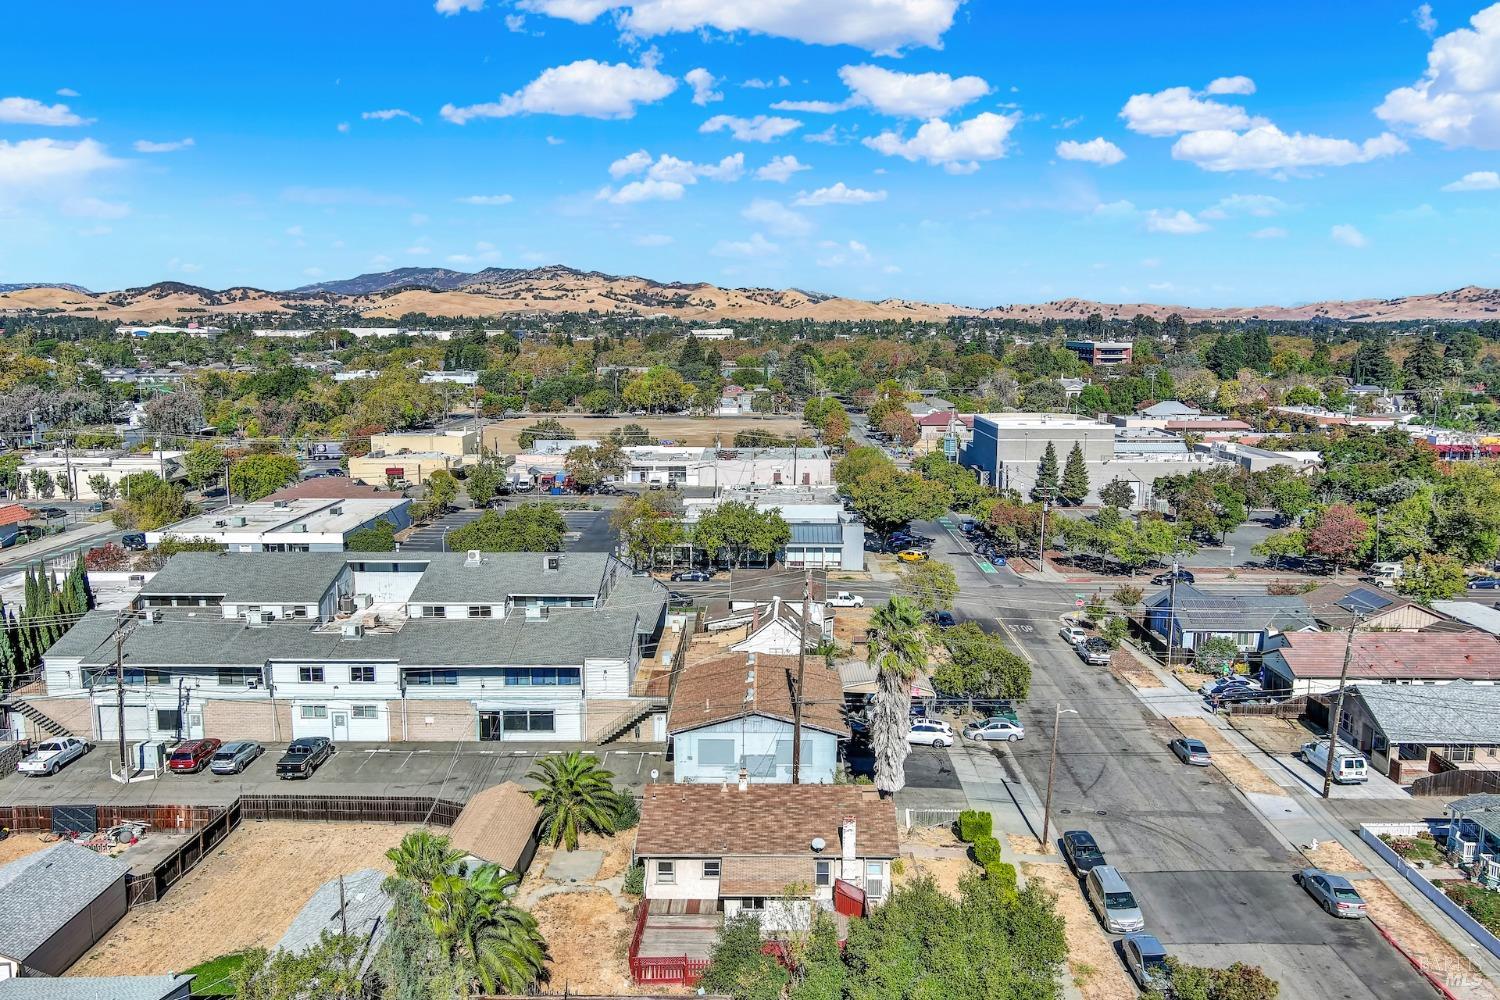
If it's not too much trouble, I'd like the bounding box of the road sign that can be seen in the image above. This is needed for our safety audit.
[1075,598,1085,608]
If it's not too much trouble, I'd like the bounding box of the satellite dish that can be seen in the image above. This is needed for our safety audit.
[811,836,826,852]
[650,768,660,781]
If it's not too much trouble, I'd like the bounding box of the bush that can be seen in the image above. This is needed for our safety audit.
[957,809,993,843]
[972,834,1002,868]
[623,862,644,896]
[890,857,905,876]
[986,860,1018,891]
[613,791,640,831]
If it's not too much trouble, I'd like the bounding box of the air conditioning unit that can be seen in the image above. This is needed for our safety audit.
[232,516,248,527]
[341,622,365,639]
[273,500,290,509]
[142,609,162,626]
[293,523,308,533]
[358,594,374,609]
[246,679,259,689]
[338,595,355,615]
[245,610,266,627]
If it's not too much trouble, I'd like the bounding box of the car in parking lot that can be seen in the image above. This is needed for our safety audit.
[670,569,712,582]
[960,518,978,533]
[1169,737,1213,766]
[17,737,90,776]
[896,548,929,563]
[86,501,106,512]
[1151,568,1195,586]
[1062,830,1106,874]
[168,738,223,774]
[1075,637,1111,665]
[276,737,333,779]
[963,717,1025,742]
[210,740,264,775]
[1294,868,1368,919]
[1059,624,1088,644]
[1121,933,1171,991]
[907,719,955,748]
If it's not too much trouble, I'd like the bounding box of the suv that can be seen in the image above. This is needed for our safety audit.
[1062,830,1106,874]
[907,720,955,748]
[210,740,264,775]
[168,738,222,774]
[1151,568,1195,586]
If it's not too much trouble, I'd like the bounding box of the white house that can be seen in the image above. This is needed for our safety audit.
[21,449,187,500]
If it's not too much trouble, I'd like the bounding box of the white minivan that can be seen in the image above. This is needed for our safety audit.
[1300,740,1369,784]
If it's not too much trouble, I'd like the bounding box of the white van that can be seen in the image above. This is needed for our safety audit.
[1300,740,1369,784]
[1370,561,1404,587]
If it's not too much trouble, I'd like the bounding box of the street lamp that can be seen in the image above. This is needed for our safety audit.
[1040,704,1080,852]
[441,525,452,553]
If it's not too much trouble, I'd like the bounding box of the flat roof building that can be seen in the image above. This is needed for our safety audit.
[1064,340,1133,366]
[145,496,411,552]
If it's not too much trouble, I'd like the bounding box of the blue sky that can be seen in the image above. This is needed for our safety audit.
[2,1,1498,307]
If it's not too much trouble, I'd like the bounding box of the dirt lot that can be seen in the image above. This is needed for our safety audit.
[1109,649,1163,690]
[1023,862,1136,1000]
[482,414,807,453]
[0,832,59,865]
[1229,714,1319,756]
[1168,717,1288,797]
[1359,880,1500,1000]
[68,821,412,977]
[1301,839,1368,874]
[897,826,979,899]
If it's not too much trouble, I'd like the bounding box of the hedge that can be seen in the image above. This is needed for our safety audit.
[972,834,1002,868]
[958,809,993,843]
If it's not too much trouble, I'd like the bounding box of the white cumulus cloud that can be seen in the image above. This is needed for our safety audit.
[598,179,686,204]
[1145,209,1209,234]
[597,152,743,202]
[1199,193,1288,218]
[685,68,723,106]
[442,60,676,123]
[1171,125,1407,171]
[755,155,810,182]
[794,182,887,206]
[609,149,654,178]
[836,64,989,118]
[362,108,422,123]
[516,0,961,55]
[743,198,811,236]
[1205,75,1256,96]
[1119,86,1262,136]
[1251,226,1288,239]
[1414,3,1437,36]
[1443,170,1500,190]
[864,111,1018,172]
[0,138,120,187]
[435,0,483,13]
[458,194,515,204]
[1055,137,1125,165]
[0,96,93,127]
[1377,4,1500,148]
[133,137,195,153]
[701,114,802,142]
[1331,223,1368,247]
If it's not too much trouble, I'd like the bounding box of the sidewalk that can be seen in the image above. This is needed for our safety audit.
[0,519,116,571]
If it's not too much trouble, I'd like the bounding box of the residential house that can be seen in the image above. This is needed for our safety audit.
[28,550,667,745]
[1432,602,1500,635]
[1333,682,1500,781]
[1261,632,1500,696]
[913,412,974,457]
[668,651,848,785]
[0,843,131,977]
[1144,586,1318,656]
[1447,794,1500,886]
[1301,583,1459,633]
[0,977,193,1000]
[0,505,32,550]
[446,782,543,875]
[277,868,391,977]
[145,496,412,552]
[630,784,899,980]
[348,430,481,486]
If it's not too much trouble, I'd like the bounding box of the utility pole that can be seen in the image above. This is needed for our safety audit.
[113,613,138,775]
[791,568,810,784]
[1039,704,1079,851]
[1166,562,1181,670]
[1321,614,1363,799]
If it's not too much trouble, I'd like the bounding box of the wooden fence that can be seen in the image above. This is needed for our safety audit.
[1408,767,1500,799]
[1227,694,1311,719]
[126,801,241,907]
[627,902,711,986]
[238,793,464,826]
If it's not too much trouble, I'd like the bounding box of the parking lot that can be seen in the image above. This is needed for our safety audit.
[399,504,616,554]
[0,742,669,806]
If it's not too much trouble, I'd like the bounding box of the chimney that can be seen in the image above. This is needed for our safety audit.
[737,767,749,792]
[841,815,857,869]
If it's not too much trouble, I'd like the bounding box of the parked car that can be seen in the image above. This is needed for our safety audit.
[17,737,90,776]
[670,569,712,582]
[1075,638,1111,666]
[960,518,978,533]
[930,610,958,629]
[1059,624,1088,644]
[168,738,223,774]
[1470,577,1500,590]
[1151,568,1195,586]
[1121,933,1171,991]
[86,501,105,513]
[1299,740,1369,784]
[1062,830,1106,874]
[30,506,67,520]
[210,740,264,775]
[1084,865,1146,933]
[1294,868,1368,918]
[1207,686,1270,708]
[1198,675,1261,697]
[121,532,148,551]
[964,717,1025,742]
[827,591,865,608]
[896,548,929,563]
[1169,737,1213,766]
[276,737,333,779]
[907,720,955,748]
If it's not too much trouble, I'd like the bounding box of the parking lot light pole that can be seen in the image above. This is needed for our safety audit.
[1040,704,1079,852]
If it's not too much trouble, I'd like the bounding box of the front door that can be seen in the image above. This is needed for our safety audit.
[187,712,204,739]
[332,712,349,742]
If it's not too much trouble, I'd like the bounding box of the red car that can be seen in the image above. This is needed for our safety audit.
[167,738,222,774]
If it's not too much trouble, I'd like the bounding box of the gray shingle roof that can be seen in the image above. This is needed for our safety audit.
[1351,681,1500,746]
[140,552,347,604]
[277,868,390,975]
[406,551,613,603]
[0,976,192,1000]
[0,843,130,961]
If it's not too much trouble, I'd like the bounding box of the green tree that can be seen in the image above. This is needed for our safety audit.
[1402,336,1444,390]
[692,501,790,569]
[834,445,893,488]
[847,466,951,539]
[1252,528,1306,569]
[898,559,959,613]
[425,868,547,995]
[85,473,118,504]
[112,472,191,531]
[1099,477,1135,510]
[462,461,506,507]
[622,365,693,412]
[1397,553,1467,602]
[1060,442,1090,506]
[424,470,458,514]
[1350,335,1396,388]
[1195,636,1241,675]
[232,932,364,1000]
[527,751,622,850]
[387,830,464,889]
[699,915,789,1000]
[517,418,575,451]
[446,504,565,552]
[612,493,686,569]
[345,519,397,552]
[934,622,1031,700]
[868,597,929,796]
[184,442,227,491]
[1031,442,1059,502]
[608,423,654,447]
[1147,959,1280,1000]
[229,454,300,501]
[563,441,626,491]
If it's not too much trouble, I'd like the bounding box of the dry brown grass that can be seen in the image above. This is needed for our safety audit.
[895,853,977,899]
[68,821,411,977]
[1168,717,1288,797]
[1110,650,1164,690]
[531,892,651,996]
[1301,839,1369,874]
[0,832,57,865]
[905,824,962,850]
[1359,880,1500,1000]
[1009,833,1056,857]
[1023,862,1136,1000]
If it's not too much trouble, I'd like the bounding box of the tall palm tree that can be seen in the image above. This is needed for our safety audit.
[427,869,548,994]
[386,830,463,889]
[527,751,620,850]
[868,596,930,796]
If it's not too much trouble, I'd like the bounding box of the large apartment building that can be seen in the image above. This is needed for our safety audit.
[31,551,668,746]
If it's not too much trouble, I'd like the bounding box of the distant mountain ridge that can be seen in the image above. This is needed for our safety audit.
[0,265,1496,323]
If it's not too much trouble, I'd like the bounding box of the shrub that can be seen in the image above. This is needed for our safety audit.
[986,860,1018,891]
[890,857,905,876]
[958,810,993,843]
[612,791,640,831]
[972,834,1002,868]
[623,862,644,896]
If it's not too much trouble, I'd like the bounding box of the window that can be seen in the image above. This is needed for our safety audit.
[349,666,376,683]
[467,605,492,618]
[502,667,580,686]
[422,605,446,619]
[815,860,831,887]
[1449,745,1476,763]
[502,709,555,733]
[703,860,721,879]
[156,709,181,732]
[739,897,766,911]
[299,666,325,683]
[218,667,260,687]
[698,739,736,767]
[351,705,379,720]
[408,669,458,686]
[301,705,328,719]
[656,861,675,884]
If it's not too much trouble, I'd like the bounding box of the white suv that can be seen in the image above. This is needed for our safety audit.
[907,719,955,748]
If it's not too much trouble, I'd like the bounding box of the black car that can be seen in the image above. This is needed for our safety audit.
[931,611,958,629]
[671,569,712,582]
[275,737,333,779]
[31,506,67,520]
[1062,830,1106,874]
[121,532,148,551]
[1151,568,1195,586]
[1208,686,1269,708]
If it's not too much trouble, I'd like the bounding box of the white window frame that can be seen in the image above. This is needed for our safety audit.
[815,860,831,887]
[703,859,721,879]
[300,705,328,720]
[656,860,675,884]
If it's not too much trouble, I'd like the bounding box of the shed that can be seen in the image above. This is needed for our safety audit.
[276,868,390,977]
[0,842,131,977]
[0,975,193,1000]
[447,782,542,875]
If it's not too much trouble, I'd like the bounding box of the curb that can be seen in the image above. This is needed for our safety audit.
[1370,916,1465,1000]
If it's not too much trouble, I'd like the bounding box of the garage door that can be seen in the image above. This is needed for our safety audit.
[97,704,152,742]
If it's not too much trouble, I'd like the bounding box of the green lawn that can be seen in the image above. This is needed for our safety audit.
[1380,832,1445,865]
[183,950,255,996]
[1443,882,1500,935]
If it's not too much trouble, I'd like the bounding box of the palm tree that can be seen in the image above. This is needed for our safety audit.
[387,830,463,888]
[527,751,621,850]
[868,596,930,796]
[427,869,548,994]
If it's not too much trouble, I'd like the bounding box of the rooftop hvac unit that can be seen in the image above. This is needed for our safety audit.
[465,549,482,567]
[358,594,374,609]
[232,516,248,527]
[273,500,290,509]
[245,610,266,627]
[142,609,161,626]
[214,520,228,528]
[330,506,343,516]
[293,523,308,533]
[341,622,365,640]
[338,595,355,615]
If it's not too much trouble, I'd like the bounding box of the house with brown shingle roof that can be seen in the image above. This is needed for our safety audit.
[668,651,848,785]
[630,783,898,971]
[1261,631,1500,696]
[446,782,542,875]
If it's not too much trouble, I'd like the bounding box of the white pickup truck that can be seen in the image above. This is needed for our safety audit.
[827,591,866,608]
[17,737,90,777]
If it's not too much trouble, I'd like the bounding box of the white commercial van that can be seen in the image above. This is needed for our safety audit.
[1300,740,1369,784]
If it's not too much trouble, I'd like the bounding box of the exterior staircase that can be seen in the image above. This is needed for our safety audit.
[598,699,666,744]
[2,687,79,740]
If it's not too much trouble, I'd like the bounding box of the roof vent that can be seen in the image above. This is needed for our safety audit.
[330,506,343,516]
[542,554,562,573]
[273,500,290,509]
